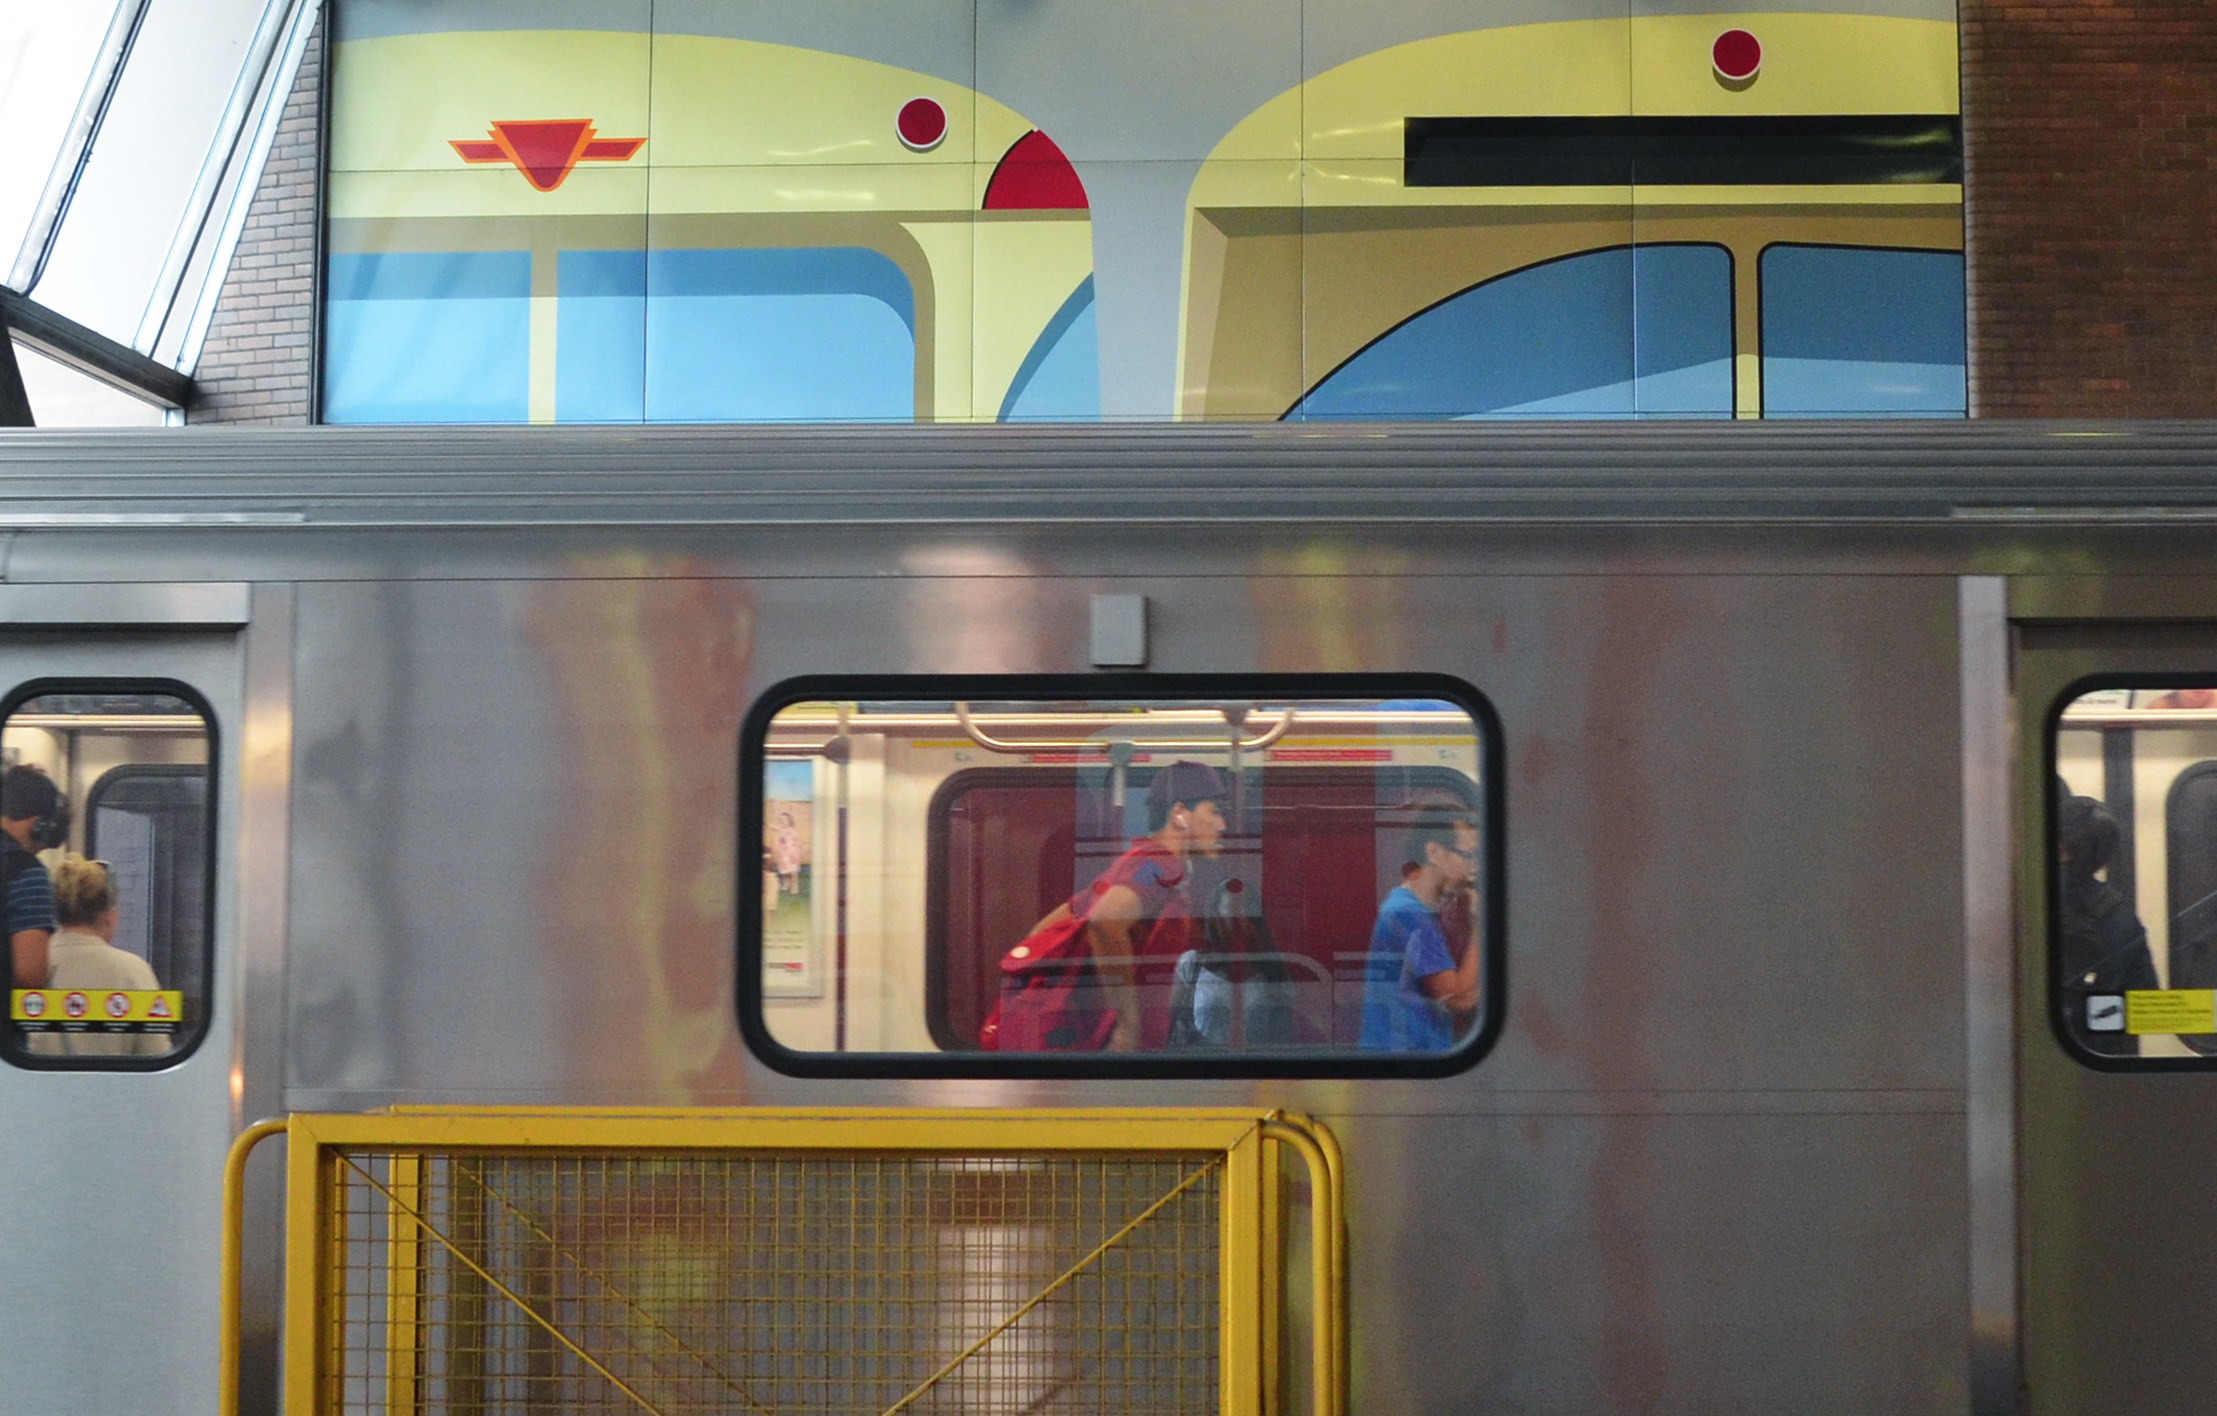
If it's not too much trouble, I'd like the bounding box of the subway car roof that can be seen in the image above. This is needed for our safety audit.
[0,423,2215,528]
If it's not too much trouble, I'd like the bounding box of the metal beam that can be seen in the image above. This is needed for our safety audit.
[0,328,31,427]
[0,287,192,411]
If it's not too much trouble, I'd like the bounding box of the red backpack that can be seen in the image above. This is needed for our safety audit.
[977,909,1116,1051]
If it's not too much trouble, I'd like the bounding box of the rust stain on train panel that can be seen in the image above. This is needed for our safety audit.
[524,566,755,1101]
[1579,575,1699,1411]
[1252,547,1412,671]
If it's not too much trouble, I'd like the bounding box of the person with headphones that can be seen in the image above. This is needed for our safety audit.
[987,760,1230,1052]
[0,764,66,989]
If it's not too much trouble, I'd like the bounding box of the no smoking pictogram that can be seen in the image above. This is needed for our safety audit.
[63,991,88,1019]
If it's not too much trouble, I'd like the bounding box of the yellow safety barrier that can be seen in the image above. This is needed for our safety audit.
[222,1108,1344,1416]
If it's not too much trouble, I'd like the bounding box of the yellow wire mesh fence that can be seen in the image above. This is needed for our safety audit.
[222,1110,1339,1416]
[330,1149,1220,1416]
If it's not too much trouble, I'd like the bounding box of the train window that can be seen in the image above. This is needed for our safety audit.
[1758,244,1967,417]
[0,685,215,1069]
[643,248,917,422]
[1287,244,1733,420]
[324,252,532,423]
[1000,276,1100,421]
[554,249,650,423]
[740,677,1504,1076]
[2048,684,2217,1067]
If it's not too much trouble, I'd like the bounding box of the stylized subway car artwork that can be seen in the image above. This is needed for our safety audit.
[318,7,1964,426]
[322,30,1098,424]
[1179,14,1965,420]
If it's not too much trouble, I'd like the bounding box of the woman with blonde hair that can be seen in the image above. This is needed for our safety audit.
[35,854,167,1058]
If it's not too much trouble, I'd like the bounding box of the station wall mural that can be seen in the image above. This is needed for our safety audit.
[324,1,1963,423]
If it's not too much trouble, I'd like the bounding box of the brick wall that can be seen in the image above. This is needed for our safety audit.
[1961,0,2217,416]
[185,17,321,426]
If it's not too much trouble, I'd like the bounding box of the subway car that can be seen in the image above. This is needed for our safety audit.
[3,422,2216,1416]
[1177,11,1963,421]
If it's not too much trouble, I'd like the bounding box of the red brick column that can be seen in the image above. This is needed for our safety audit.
[1961,0,2217,415]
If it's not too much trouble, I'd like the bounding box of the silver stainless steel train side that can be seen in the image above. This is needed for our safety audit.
[3,423,2215,1416]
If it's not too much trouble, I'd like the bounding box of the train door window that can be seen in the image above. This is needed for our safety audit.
[741,677,1504,1077]
[2048,683,2217,1067]
[323,252,532,423]
[1758,244,1966,417]
[1286,243,1733,421]
[643,248,916,422]
[1,685,215,1068]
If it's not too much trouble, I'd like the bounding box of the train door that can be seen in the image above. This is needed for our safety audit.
[2008,587,2217,1416]
[0,587,263,1416]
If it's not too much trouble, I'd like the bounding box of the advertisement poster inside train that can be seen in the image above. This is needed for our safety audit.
[323,0,1962,425]
[761,759,818,996]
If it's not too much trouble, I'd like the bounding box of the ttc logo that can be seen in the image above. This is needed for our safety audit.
[450,120,645,191]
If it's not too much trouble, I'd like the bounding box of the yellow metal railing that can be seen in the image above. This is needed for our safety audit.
[223,1108,1344,1416]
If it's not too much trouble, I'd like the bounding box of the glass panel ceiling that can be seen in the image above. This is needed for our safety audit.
[0,0,309,377]
[10,341,166,428]
[0,6,121,265]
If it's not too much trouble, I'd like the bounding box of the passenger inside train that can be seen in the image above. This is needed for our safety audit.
[0,764,63,988]
[751,688,1499,1065]
[1360,805,1483,1052]
[33,855,169,1059]
[1,690,211,1066]
[2055,792,2157,1055]
[2055,684,2217,1060]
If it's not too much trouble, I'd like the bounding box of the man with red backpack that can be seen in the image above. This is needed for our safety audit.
[984,760,1230,1052]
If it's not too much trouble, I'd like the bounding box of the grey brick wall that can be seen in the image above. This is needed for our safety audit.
[185,16,321,426]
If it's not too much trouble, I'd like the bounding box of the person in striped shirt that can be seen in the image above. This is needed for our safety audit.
[0,765,63,988]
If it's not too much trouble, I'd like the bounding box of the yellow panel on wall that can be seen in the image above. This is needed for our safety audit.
[649,35,980,167]
[330,31,652,174]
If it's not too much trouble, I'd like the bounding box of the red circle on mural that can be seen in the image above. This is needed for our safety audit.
[1712,29,1761,81]
[897,97,948,152]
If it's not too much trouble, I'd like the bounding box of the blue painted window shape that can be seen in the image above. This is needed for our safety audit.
[323,253,530,424]
[556,250,647,423]
[1000,276,1100,421]
[1759,246,1966,417]
[1288,245,1734,420]
[641,248,916,422]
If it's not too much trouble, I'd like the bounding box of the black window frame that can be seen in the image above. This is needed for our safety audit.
[2045,674,2217,1071]
[738,672,1507,1079]
[0,677,219,1072]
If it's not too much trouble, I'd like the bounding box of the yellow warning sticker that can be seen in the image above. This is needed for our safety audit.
[2126,989,2217,1035]
[10,988,183,1030]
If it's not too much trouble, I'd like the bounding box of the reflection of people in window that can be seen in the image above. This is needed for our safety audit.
[2146,688,2217,710]
[1360,811,1480,1051]
[2057,793,2158,1056]
[1168,878,1297,1048]
[35,854,167,1058]
[0,765,63,989]
[772,812,803,895]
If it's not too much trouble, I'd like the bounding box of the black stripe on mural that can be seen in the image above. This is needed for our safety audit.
[1403,115,1963,187]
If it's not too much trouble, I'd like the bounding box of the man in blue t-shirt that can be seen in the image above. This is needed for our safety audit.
[1359,810,1480,1052]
